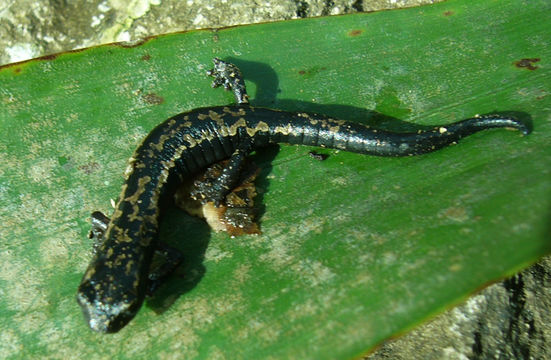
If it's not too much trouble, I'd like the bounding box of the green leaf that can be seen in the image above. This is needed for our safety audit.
[1,0,549,358]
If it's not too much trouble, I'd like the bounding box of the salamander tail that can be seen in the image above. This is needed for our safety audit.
[451,114,531,136]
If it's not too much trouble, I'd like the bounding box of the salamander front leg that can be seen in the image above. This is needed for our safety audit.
[147,242,184,295]
[89,211,110,254]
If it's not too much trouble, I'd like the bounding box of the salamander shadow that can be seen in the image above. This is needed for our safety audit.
[146,208,210,314]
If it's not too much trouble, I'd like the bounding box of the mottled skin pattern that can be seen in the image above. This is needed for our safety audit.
[76,60,529,333]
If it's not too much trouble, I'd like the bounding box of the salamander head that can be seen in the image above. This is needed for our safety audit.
[76,254,146,333]
[76,286,140,333]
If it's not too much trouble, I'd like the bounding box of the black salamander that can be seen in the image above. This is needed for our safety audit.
[77,58,530,333]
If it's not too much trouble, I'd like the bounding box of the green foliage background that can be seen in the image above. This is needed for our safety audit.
[0,0,549,358]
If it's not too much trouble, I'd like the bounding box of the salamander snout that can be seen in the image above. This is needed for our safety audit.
[76,280,141,333]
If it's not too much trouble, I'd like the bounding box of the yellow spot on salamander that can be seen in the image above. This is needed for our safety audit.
[143,214,159,228]
[256,121,269,133]
[149,134,171,152]
[125,260,134,276]
[183,134,198,147]
[274,123,293,135]
[124,176,152,203]
[111,227,133,243]
[83,267,96,281]
[199,128,216,141]
[127,204,143,222]
[208,110,222,121]
[229,118,247,136]
[224,106,247,117]
[124,157,136,179]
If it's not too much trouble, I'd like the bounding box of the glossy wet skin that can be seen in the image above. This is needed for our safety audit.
[77,283,141,333]
[76,59,529,333]
[77,215,154,333]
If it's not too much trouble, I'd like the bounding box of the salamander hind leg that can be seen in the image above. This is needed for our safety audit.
[175,153,261,236]
[190,138,253,206]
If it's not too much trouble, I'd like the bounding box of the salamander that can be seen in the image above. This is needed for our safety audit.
[77,58,530,333]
